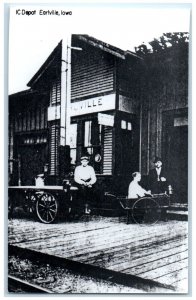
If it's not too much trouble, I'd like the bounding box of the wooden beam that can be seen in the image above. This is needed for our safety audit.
[60,36,71,146]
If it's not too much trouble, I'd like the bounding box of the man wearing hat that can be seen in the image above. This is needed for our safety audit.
[74,153,97,214]
[148,157,168,194]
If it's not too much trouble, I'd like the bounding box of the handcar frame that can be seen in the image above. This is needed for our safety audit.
[8,185,71,224]
[118,194,171,225]
[8,184,171,225]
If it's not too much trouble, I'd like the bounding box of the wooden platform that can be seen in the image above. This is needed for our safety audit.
[8,216,188,293]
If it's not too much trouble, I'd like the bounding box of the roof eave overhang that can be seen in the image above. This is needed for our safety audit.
[27,41,62,88]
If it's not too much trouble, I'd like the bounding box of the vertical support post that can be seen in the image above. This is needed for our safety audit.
[139,103,142,173]
[18,154,21,186]
[9,116,14,180]
[65,36,72,146]
[147,108,151,172]
[113,58,118,178]
[60,36,71,147]
[59,36,71,179]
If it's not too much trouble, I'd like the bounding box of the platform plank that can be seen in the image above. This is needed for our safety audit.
[129,250,188,277]
[91,239,188,272]
[67,230,187,261]
[158,271,188,287]
[13,224,168,253]
[8,217,188,293]
[8,218,120,244]
[143,257,188,278]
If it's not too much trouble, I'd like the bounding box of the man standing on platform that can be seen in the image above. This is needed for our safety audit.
[148,157,168,194]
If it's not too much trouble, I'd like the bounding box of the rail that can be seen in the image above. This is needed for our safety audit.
[8,244,175,293]
[8,275,53,293]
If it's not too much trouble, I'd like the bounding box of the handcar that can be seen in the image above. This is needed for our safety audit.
[8,182,73,224]
[8,182,171,225]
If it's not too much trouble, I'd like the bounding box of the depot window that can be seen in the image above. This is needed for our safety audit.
[83,120,102,171]
[69,123,77,164]
[69,120,102,167]
[121,120,132,131]
[70,117,113,174]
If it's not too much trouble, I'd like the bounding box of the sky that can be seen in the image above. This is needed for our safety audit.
[8,3,191,94]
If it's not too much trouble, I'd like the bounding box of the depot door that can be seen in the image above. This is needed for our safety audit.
[162,109,188,203]
[19,144,48,185]
[114,115,139,194]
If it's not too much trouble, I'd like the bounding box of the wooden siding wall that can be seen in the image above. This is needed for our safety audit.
[140,54,188,175]
[118,58,142,101]
[71,50,115,101]
[9,94,49,183]
[49,121,60,176]
[102,126,113,175]
[50,80,61,105]
[13,103,48,133]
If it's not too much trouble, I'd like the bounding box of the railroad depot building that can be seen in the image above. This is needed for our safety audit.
[8,34,189,202]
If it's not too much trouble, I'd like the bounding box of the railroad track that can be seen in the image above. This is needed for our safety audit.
[8,275,53,293]
[8,244,176,293]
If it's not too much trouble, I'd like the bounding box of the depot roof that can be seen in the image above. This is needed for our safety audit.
[27,34,141,88]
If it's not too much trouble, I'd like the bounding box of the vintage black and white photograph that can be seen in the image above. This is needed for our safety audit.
[7,2,191,295]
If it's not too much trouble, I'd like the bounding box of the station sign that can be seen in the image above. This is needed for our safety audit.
[98,113,114,127]
[70,94,116,116]
[48,105,60,121]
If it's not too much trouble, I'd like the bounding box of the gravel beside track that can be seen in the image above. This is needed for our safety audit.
[8,254,146,294]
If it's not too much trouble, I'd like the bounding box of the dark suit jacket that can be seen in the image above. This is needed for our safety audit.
[148,168,168,194]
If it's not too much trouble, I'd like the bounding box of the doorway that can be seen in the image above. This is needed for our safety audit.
[19,144,48,185]
[162,109,188,203]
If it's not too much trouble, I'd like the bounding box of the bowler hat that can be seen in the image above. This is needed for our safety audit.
[154,157,162,163]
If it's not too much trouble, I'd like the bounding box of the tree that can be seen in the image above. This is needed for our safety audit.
[133,31,189,106]
[135,32,189,56]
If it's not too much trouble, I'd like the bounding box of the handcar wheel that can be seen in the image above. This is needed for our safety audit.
[8,198,13,219]
[23,192,37,214]
[68,193,73,214]
[132,198,161,225]
[36,192,58,224]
